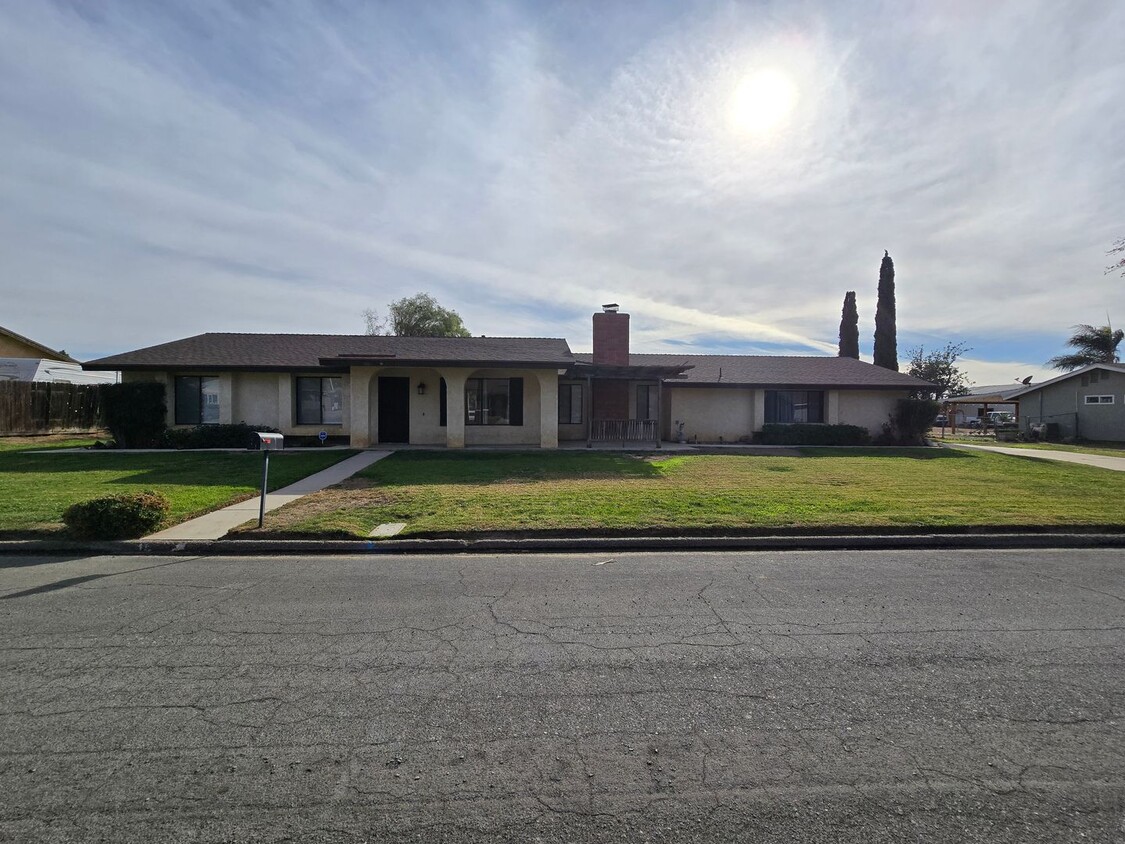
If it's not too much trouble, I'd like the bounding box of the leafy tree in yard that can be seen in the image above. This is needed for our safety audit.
[363,293,472,337]
[907,342,972,400]
[1047,323,1123,370]
[873,251,898,370]
[838,291,859,359]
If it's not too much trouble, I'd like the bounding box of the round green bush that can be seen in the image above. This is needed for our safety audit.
[62,491,171,540]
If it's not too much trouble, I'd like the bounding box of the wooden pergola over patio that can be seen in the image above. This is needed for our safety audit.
[565,361,693,447]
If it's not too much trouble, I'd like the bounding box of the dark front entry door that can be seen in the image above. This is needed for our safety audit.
[377,377,410,443]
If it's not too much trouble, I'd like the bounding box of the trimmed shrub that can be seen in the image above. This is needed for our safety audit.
[876,398,941,445]
[163,423,279,450]
[62,491,171,539]
[755,424,871,446]
[100,382,167,448]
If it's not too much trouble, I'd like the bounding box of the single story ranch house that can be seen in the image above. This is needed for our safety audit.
[83,306,934,448]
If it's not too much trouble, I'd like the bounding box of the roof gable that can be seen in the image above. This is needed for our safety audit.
[1007,363,1125,398]
[0,326,75,362]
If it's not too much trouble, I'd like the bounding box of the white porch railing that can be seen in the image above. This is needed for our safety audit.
[590,418,659,444]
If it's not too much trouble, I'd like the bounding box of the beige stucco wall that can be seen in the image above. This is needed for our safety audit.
[464,368,545,447]
[665,386,906,441]
[231,373,278,426]
[123,370,352,436]
[354,367,556,447]
[835,390,903,435]
[352,367,444,446]
[278,372,351,437]
[666,387,756,443]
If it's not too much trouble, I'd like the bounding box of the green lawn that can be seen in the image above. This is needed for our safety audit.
[0,446,356,537]
[0,435,102,453]
[252,449,1125,538]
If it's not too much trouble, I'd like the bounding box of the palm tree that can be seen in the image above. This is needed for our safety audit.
[1047,323,1124,371]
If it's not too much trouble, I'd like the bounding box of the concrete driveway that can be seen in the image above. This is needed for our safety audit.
[2,550,1123,842]
[948,442,1125,471]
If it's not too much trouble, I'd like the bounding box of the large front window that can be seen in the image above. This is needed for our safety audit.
[296,377,343,425]
[174,376,220,425]
[765,390,824,424]
[466,378,523,425]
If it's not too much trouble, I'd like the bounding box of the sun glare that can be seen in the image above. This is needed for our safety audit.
[729,68,799,135]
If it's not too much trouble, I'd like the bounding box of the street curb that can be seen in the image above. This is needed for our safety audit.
[3,532,1125,556]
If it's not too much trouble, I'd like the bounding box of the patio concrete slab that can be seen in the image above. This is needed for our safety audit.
[145,451,391,541]
[949,443,1125,472]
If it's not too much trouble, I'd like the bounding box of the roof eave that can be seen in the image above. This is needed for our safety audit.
[320,357,573,369]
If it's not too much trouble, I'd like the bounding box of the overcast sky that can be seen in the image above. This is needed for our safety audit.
[2,0,1122,387]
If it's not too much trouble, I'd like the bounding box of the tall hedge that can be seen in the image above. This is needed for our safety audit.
[163,422,279,449]
[877,398,939,445]
[755,424,871,446]
[100,382,167,448]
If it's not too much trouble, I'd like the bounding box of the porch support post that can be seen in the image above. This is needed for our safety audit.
[440,369,467,448]
[752,389,766,433]
[218,373,234,425]
[585,374,593,447]
[536,371,558,449]
[348,367,375,447]
[654,381,663,448]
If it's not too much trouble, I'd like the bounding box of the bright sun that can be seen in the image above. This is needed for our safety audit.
[729,68,799,135]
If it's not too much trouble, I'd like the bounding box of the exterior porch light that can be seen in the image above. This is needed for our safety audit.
[417,382,427,396]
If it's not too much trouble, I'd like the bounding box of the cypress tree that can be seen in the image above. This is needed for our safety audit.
[873,250,898,370]
[838,291,859,358]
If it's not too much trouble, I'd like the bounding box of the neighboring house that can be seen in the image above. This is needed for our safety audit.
[0,325,116,385]
[83,306,934,448]
[1006,363,1125,442]
[945,384,1023,425]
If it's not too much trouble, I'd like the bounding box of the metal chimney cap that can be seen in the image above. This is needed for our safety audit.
[602,303,620,312]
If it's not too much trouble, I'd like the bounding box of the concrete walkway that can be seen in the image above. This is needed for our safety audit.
[145,451,391,541]
[949,443,1125,472]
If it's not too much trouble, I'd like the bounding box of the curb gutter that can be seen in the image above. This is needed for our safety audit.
[3,533,1125,556]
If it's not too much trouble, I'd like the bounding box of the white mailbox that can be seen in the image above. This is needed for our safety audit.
[255,432,284,451]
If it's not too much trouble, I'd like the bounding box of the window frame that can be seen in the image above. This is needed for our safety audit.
[636,383,659,421]
[465,377,523,426]
[764,389,825,424]
[1083,394,1115,405]
[295,376,344,426]
[558,383,584,425]
[174,375,221,425]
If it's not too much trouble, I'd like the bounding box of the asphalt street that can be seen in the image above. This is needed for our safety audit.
[1,549,1123,843]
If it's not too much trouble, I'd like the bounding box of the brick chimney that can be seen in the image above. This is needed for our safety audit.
[592,304,629,366]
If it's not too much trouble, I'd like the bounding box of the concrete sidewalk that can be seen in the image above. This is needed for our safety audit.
[949,443,1125,472]
[144,451,391,541]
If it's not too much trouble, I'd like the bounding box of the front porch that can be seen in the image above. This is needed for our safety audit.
[561,360,693,449]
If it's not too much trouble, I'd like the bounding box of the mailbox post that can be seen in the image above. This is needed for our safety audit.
[254,432,284,528]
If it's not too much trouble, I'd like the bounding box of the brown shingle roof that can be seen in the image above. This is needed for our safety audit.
[84,333,574,371]
[574,353,935,389]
